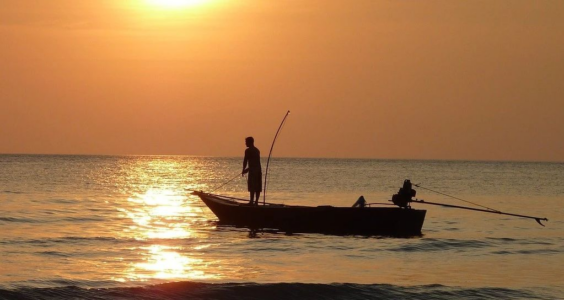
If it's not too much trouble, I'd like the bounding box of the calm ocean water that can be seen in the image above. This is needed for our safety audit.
[0,154,562,299]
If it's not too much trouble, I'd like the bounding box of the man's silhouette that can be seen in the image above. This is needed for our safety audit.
[242,136,262,205]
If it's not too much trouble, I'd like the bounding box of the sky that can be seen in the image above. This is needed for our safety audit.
[1,0,563,161]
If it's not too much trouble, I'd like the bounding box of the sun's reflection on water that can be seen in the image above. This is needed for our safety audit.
[133,245,217,280]
[115,158,220,281]
[126,188,195,239]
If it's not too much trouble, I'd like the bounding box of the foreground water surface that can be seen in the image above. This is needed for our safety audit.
[0,155,562,299]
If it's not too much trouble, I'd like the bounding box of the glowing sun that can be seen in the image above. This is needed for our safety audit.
[146,0,207,9]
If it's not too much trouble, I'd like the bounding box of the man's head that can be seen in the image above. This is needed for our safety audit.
[245,136,254,147]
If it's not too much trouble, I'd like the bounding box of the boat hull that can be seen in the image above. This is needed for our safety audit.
[194,192,426,236]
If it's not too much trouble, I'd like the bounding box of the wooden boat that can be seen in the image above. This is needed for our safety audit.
[193,177,549,235]
[192,185,427,236]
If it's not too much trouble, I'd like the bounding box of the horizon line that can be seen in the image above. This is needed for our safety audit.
[0,152,562,164]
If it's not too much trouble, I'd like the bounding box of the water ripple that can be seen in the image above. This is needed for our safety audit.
[391,238,491,252]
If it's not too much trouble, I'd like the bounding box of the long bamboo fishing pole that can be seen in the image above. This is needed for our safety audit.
[263,110,291,205]
[414,183,500,212]
[409,199,548,226]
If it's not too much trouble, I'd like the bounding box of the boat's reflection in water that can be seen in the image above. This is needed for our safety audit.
[123,188,219,281]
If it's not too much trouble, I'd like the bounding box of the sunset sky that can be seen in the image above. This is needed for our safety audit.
[1,1,563,161]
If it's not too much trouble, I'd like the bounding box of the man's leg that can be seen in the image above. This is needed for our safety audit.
[255,192,261,205]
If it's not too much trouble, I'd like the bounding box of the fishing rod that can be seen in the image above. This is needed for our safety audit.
[413,183,500,212]
[411,183,547,225]
[263,110,291,205]
[409,199,548,226]
[211,172,244,193]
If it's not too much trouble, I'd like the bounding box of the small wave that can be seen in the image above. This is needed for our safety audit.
[2,190,24,194]
[58,236,193,245]
[492,249,561,255]
[391,238,490,252]
[0,217,41,223]
[36,251,72,258]
[0,282,551,300]
[486,237,554,246]
[0,216,109,224]
[60,216,107,222]
[49,198,80,204]
[2,236,199,248]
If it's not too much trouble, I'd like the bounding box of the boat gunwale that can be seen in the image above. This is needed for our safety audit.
[193,191,426,211]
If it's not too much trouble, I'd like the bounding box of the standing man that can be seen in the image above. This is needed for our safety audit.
[242,136,262,205]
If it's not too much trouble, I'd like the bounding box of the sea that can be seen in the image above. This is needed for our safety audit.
[0,154,562,299]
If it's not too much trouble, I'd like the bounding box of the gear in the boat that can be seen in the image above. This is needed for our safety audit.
[392,179,416,208]
[352,195,366,208]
